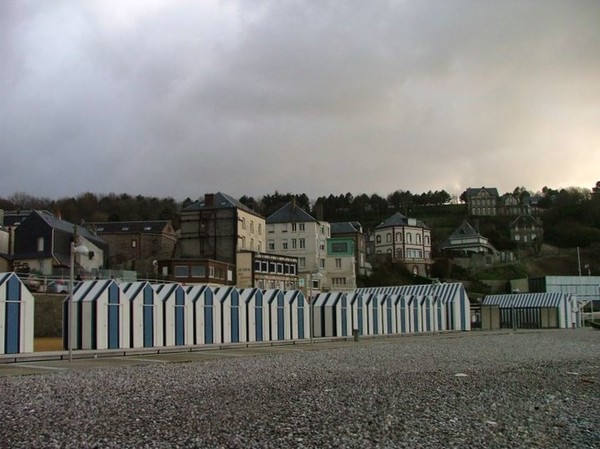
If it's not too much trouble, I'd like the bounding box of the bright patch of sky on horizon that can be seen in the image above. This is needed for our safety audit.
[1,0,599,201]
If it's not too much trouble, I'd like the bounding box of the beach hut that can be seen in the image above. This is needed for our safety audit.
[358,283,471,332]
[264,289,289,341]
[215,286,245,344]
[314,292,350,338]
[65,279,128,350]
[482,292,579,329]
[379,294,396,335]
[0,272,34,354]
[187,285,220,345]
[392,294,411,334]
[285,290,309,340]
[240,288,264,342]
[153,283,190,347]
[364,293,380,336]
[347,292,367,336]
[311,292,329,338]
[121,281,160,348]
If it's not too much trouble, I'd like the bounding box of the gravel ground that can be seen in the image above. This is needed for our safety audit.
[1,330,600,448]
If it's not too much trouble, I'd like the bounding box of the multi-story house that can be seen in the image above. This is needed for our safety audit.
[175,192,266,264]
[323,236,356,292]
[87,220,177,275]
[465,187,500,216]
[12,210,107,277]
[439,220,498,255]
[266,201,330,293]
[373,212,432,276]
[330,221,367,276]
[465,187,531,217]
[510,214,543,245]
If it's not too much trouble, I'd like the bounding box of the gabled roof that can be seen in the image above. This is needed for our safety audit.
[182,192,261,217]
[465,187,500,199]
[510,214,543,227]
[375,212,427,229]
[266,201,317,224]
[88,220,173,234]
[30,211,107,248]
[448,220,480,239]
[331,221,363,234]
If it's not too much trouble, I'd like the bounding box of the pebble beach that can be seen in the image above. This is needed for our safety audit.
[1,330,599,448]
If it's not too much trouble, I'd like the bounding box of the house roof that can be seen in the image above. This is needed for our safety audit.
[87,220,173,234]
[266,201,317,224]
[510,214,543,227]
[182,192,261,217]
[331,221,363,234]
[439,220,497,254]
[33,211,107,248]
[375,212,428,229]
[448,220,480,239]
[464,187,500,199]
[2,210,50,227]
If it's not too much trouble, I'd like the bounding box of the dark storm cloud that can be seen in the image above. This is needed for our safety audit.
[1,0,599,201]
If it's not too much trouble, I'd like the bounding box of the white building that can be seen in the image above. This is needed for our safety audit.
[373,212,432,276]
[266,201,330,294]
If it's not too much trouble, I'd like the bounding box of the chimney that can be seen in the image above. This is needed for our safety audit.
[204,193,215,207]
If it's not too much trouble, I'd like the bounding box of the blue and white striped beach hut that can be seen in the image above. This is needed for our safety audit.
[364,293,381,336]
[240,288,264,342]
[358,283,470,331]
[264,289,289,341]
[121,281,159,348]
[347,292,367,336]
[153,283,190,347]
[0,273,34,354]
[285,290,309,340]
[379,294,396,335]
[482,292,579,329]
[215,286,244,344]
[65,279,127,350]
[187,285,220,345]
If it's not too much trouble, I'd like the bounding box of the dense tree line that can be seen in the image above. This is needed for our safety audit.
[2,185,598,247]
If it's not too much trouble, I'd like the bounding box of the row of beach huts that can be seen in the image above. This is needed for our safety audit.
[0,272,584,355]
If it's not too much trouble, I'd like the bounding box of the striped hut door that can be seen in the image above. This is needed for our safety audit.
[231,291,240,343]
[107,283,120,349]
[174,287,185,346]
[204,291,214,344]
[297,294,304,339]
[255,293,263,341]
[277,293,285,340]
[143,285,154,347]
[4,275,21,354]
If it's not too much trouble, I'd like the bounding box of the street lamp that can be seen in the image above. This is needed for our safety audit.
[69,243,89,362]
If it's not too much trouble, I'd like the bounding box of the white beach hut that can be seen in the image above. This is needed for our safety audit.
[121,281,160,348]
[153,283,191,347]
[285,290,309,340]
[0,272,34,354]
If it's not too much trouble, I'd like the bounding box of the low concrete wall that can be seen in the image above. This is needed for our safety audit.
[33,294,64,338]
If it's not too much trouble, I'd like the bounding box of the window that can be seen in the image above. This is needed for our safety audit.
[292,239,297,249]
[258,223,262,234]
[191,265,206,277]
[299,257,306,268]
[395,233,402,243]
[335,258,342,268]
[332,277,347,286]
[417,234,422,244]
[261,261,268,272]
[277,263,284,274]
[250,238,254,250]
[299,223,305,232]
[241,218,246,230]
[268,224,274,233]
[174,265,189,278]
[290,264,296,275]
[209,266,215,278]
[407,233,412,243]
[254,261,262,272]
[131,239,137,248]
[268,240,275,251]
[37,237,44,252]
[376,235,381,244]
[292,223,297,232]
[332,242,348,253]
[319,243,325,251]
[241,236,246,249]
[320,258,325,268]
[269,262,276,273]
[320,225,325,234]
[299,238,306,249]
[386,233,392,243]
[250,221,254,233]
[282,224,288,233]
[282,240,288,250]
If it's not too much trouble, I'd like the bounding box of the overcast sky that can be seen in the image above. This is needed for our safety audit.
[1,0,599,202]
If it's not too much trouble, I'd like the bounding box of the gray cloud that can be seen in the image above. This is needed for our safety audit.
[1,0,599,202]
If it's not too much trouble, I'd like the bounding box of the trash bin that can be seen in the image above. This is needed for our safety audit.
[352,329,359,342]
